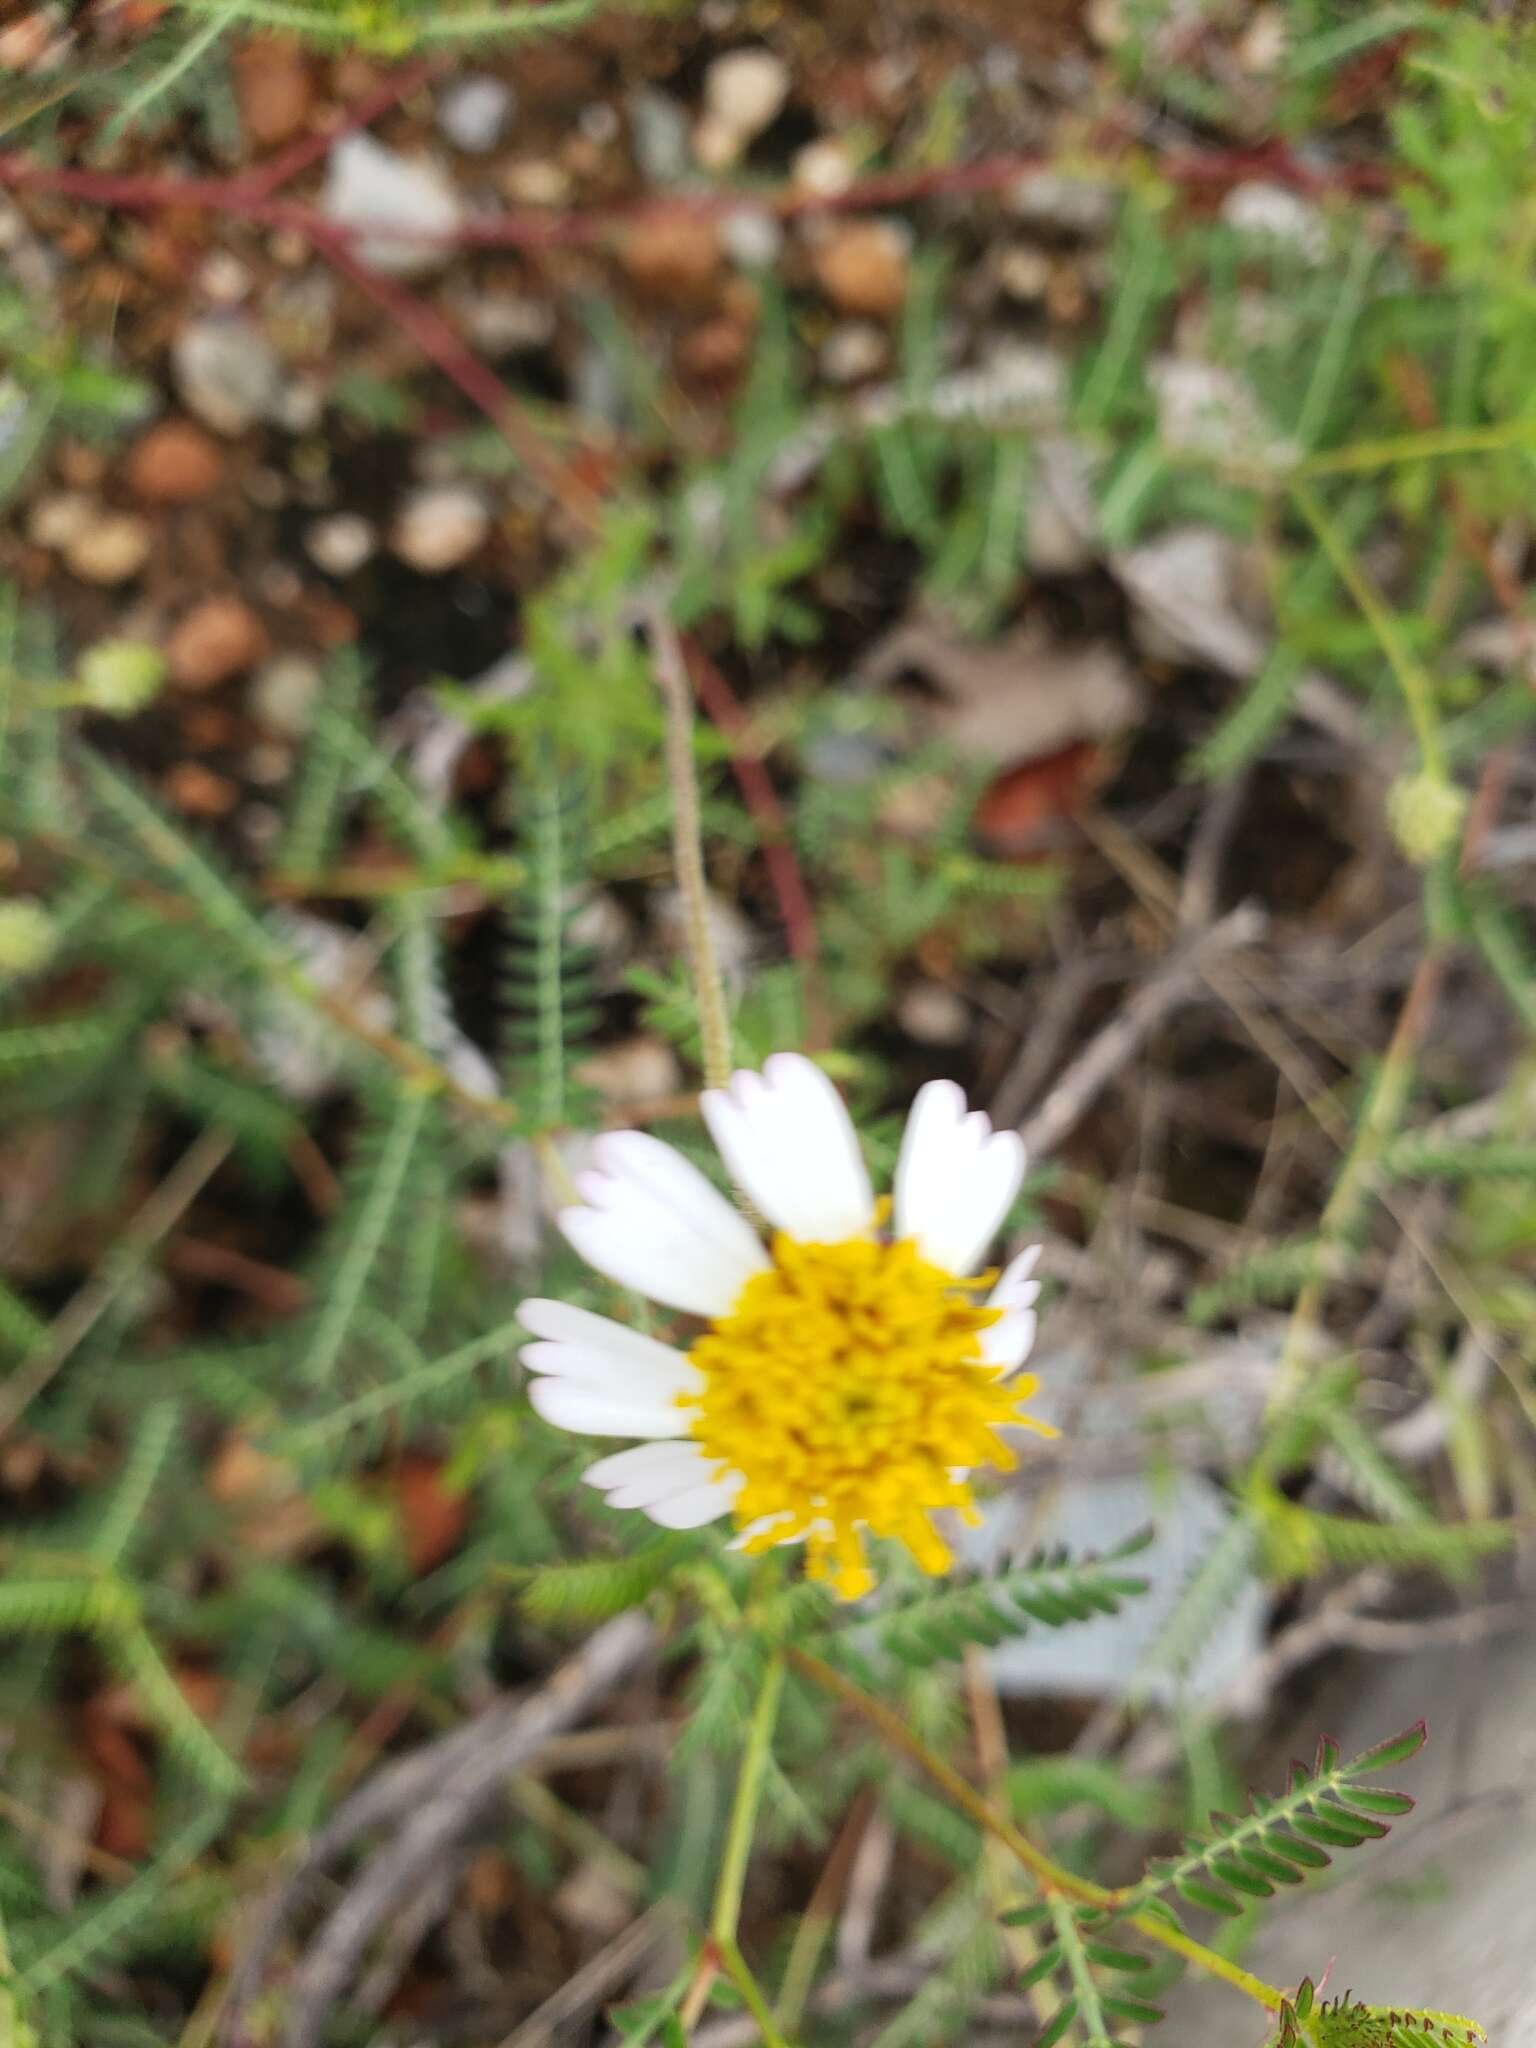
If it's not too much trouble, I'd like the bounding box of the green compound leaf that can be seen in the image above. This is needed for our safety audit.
[870,1530,1152,1668]
[1127,1724,1426,1920]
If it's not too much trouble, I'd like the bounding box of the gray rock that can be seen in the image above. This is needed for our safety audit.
[628,88,693,184]
[250,655,323,739]
[438,74,513,155]
[173,315,283,436]
[323,134,461,277]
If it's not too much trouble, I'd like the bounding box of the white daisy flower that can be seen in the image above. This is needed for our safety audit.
[520,1053,1054,1601]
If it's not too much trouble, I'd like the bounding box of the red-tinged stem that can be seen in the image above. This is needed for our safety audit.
[0,134,1391,255]
[309,222,605,533]
[680,639,825,1024]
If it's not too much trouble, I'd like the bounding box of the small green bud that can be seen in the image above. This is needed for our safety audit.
[1388,768,1467,866]
[76,638,166,717]
[0,898,57,975]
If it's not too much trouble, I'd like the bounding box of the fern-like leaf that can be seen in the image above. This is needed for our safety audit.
[869,1532,1152,1667]
[1126,1723,1426,1920]
[518,1539,687,1627]
[294,1084,431,1386]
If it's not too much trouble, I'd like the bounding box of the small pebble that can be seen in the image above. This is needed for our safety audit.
[996,243,1052,301]
[323,134,462,276]
[792,137,854,196]
[1008,171,1117,236]
[628,89,693,185]
[304,512,376,577]
[168,595,269,689]
[820,322,886,384]
[249,654,323,738]
[126,418,224,503]
[164,762,239,818]
[620,212,723,302]
[391,484,490,572]
[27,490,94,551]
[244,744,294,787]
[273,379,323,434]
[720,207,781,271]
[233,35,313,148]
[438,74,513,155]
[502,159,570,206]
[1220,181,1327,261]
[898,981,971,1048]
[63,510,151,585]
[174,315,283,436]
[813,222,909,318]
[195,251,253,305]
[454,288,556,355]
[701,46,790,152]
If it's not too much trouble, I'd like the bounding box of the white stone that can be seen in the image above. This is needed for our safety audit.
[897,981,970,1047]
[195,250,253,304]
[454,288,556,355]
[702,46,790,143]
[820,322,886,384]
[720,206,782,271]
[995,242,1052,300]
[27,490,95,551]
[173,316,283,436]
[63,511,151,585]
[1220,180,1328,261]
[792,137,854,196]
[390,485,490,573]
[304,512,376,577]
[1007,169,1118,235]
[629,89,692,184]
[250,656,323,739]
[438,74,513,155]
[323,134,462,277]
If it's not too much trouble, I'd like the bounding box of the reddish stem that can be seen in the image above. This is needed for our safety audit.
[680,639,823,1004]
[0,131,1390,255]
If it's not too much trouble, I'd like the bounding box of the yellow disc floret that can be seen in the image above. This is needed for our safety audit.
[681,1232,1051,1601]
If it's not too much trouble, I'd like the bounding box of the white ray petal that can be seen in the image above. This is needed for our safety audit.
[584,1440,718,1507]
[894,1080,1026,1275]
[642,1474,744,1529]
[528,1376,691,1439]
[559,1131,768,1317]
[701,1053,875,1244]
[518,1300,701,1403]
[979,1244,1043,1368]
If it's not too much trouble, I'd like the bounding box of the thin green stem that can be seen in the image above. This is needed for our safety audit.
[1297,417,1536,477]
[651,607,733,1094]
[1288,476,1444,774]
[715,1934,793,2048]
[790,1648,1287,2017]
[712,1652,786,1943]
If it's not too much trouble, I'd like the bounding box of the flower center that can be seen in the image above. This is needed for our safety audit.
[680,1232,1038,1601]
